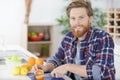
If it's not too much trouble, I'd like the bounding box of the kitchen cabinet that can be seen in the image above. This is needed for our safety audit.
[106,8,120,40]
[27,24,53,59]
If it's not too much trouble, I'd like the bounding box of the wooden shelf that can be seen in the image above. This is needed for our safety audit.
[115,26,120,28]
[28,41,52,44]
[107,8,120,40]
[27,24,53,58]
[115,19,120,21]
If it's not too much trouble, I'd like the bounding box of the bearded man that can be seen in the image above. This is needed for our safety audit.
[34,0,115,80]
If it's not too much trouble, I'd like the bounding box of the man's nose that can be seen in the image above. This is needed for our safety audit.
[74,19,80,25]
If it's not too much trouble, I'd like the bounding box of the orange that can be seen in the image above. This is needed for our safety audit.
[36,75,44,80]
[28,57,36,66]
[21,63,32,71]
[27,63,32,71]
[35,58,44,65]
[35,70,44,80]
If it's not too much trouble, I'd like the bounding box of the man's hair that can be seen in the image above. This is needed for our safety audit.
[66,0,93,17]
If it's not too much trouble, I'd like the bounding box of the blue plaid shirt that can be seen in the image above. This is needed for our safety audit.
[46,28,115,80]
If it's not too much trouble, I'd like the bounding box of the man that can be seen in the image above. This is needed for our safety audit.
[34,0,115,80]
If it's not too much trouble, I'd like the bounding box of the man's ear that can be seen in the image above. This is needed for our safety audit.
[89,16,93,23]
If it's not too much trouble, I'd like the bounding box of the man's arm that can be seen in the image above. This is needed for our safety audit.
[34,62,55,73]
[51,64,88,78]
[65,64,88,78]
[44,62,56,72]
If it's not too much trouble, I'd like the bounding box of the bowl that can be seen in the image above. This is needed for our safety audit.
[29,36,43,41]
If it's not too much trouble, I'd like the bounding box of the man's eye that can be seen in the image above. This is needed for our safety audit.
[79,16,84,19]
[71,17,75,20]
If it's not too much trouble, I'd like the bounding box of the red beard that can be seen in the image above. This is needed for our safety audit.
[71,25,90,38]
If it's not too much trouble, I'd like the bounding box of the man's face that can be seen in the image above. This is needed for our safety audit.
[70,8,93,38]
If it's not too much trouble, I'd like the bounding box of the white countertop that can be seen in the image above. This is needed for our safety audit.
[0,45,37,80]
[0,45,72,80]
[0,45,37,59]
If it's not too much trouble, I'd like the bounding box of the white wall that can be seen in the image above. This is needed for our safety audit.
[29,0,65,24]
[0,0,120,53]
[0,0,65,50]
[0,0,25,46]
[0,0,66,54]
[92,0,120,9]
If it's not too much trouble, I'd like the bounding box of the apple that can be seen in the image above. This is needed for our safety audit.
[20,67,28,76]
[28,32,31,37]
[13,66,21,76]
[11,55,17,61]
[31,32,37,37]
[38,32,44,38]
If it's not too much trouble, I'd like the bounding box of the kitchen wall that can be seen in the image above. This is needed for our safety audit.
[0,0,25,45]
[0,0,65,49]
[0,0,119,53]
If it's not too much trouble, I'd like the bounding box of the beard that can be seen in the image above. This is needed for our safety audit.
[71,24,90,38]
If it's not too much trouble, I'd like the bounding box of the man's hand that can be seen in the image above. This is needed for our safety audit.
[34,64,48,72]
[33,62,55,73]
[51,64,68,78]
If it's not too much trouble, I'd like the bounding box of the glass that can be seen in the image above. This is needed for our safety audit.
[109,21,114,26]
[116,13,120,19]
[116,21,120,26]
[109,28,114,33]
[44,28,50,41]
[110,13,114,18]
[40,44,49,57]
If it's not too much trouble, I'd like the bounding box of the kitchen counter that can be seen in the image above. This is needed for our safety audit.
[0,45,72,80]
[0,45,37,80]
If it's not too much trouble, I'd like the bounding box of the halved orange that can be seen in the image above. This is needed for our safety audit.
[35,69,44,80]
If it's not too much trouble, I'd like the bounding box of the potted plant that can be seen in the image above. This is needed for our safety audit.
[91,8,107,29]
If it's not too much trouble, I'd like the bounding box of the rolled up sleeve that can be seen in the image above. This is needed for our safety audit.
[46,39,66,67]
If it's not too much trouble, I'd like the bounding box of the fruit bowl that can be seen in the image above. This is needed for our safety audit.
[29,36,43,41]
